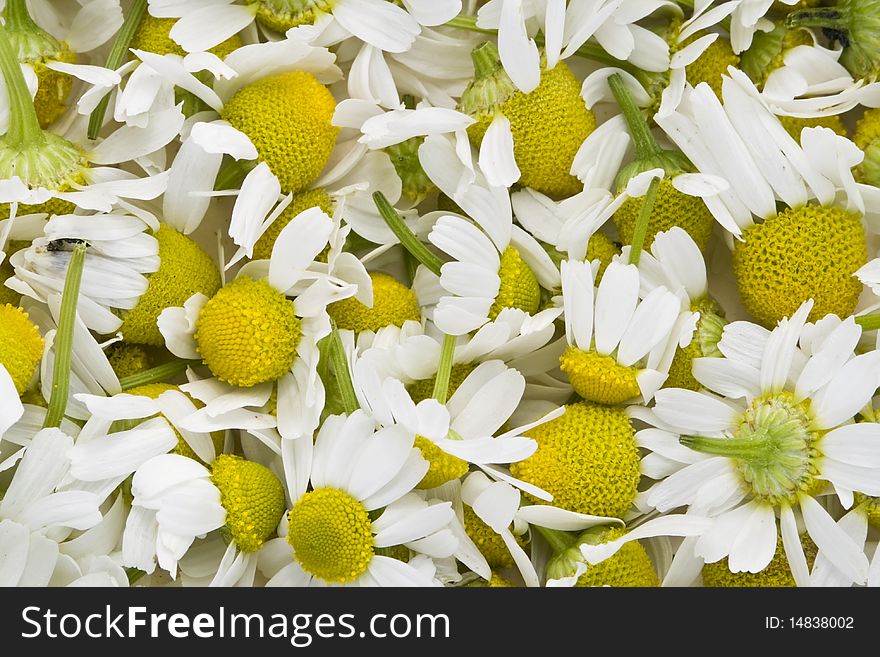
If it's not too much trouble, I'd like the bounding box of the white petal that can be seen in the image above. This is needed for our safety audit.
[169,3,257,52]
[517,505,619,532]
[89,106,185,165]
[268,207,333,293]
[333,0,420,53]
[594,261,639,355]
[812,351,880,429]
[800,494,868,585]
[498,0,540,93]
[479,115,521,188]
[652,389,739,433]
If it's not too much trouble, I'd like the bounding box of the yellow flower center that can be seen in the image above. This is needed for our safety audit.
[465,572,516,587]
[195,276,302,387]
[702,535,817,586]
[413,436,470,490]
[855,108,880,186]
[586,232,620,283]
[732,204,866,327]
[462,505,526,568]
[328,271,421,333]
[221,71,339,194]
[613,178,715,252]
[559,347,642,405]
[510,402,641,518]
[576,527,660,588]
[106,343,153,379]
[121,225,221,346]
[489,246,541,319]
[211,454,286,553]
[0,303,43,394]
[0,239,27,306]
[287,487,374,583]
[130,14,242,58]
[778,115,848,143]
[465,60,596,199]
[683,35,740,99]
[252,187,333,261]
[664,297,725,391]
[407,362,476,404]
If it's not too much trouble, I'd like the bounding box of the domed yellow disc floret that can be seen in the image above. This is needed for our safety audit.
[702,536,817,586]
[855,108,880,186]
[462,44,595,199]
[465,572,516,587]
[664,297,726,391]
[489,246,541,319]
[510,402,640,518]
[732,204,866,327]
[211,454,286,553]
[576,527,659,588]
[130,14,242,59]
[124,383,224,462]
[221,71,339,194]
[0,239,28,306]
[559,347,642,406]
[195,277,301,387]
[613,178,714,252]
[106,343,153,380]
[407,363,476,404]
[121,225,221,346]
[245,0,331,33]
[462,505,526,568]
[586,232,620,283]
[0,303,43,394]
[328,271,421,333]
[683,36,740,98]
[287,487,375,583]
[858,494,880,527]
[778,115,847,143]
[414,436,470,490]
[252,187,333,261]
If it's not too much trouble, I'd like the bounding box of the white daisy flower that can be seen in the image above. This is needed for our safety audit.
[149,0,461,55]
[644,301,880,585]
[158,207,358,441]
[258,410,456,586]
[559,254,692,405]
[0,427,103,586]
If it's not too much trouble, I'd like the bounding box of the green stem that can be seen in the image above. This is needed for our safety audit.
[627,176,661,266]
[43,243,87,428]
[0,24,43,147]
[328,320,359,414]
[680,433,770,460]
[785,7,848,30]
[431,334,457,404]
[534,525,577,554]
[119,359,197,390]
[87,0,148,140]
[607,73,661,161]
[4,0,37,31]
[444,14,497,35]
[855,313,880,331]
[373,191,444,277]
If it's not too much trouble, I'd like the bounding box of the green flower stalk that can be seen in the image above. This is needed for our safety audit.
[786,0,880,82]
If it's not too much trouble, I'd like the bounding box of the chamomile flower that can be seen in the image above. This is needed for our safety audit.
[150,0,460,55]
[123,451,286,578]
[559,256,692,406]
[644,301,880,585]
[159,207,359,441]
[10,213,221,345]
[258,410,456,586]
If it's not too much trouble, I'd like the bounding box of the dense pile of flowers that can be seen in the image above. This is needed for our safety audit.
[2,0,880,588]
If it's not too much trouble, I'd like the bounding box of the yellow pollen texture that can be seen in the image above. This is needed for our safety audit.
[701,537,817,587]
[211,454,286,553]
[328,271,421,333]
[489,246,541,319]
[577,528,660,587]
[559,347,642,405]
[121,225,221,346]
[586,232,620,283]
[0,239,28,306]
[195,276,302,387]
[414,436,470,490]
[130,14,242,58]
[0,304,44,394]
[252,187,333,261]
[106,343,153,380]
[684,36,740,98]
[778,115,847,143]
[221,71,339,194]
[407,363,476,404]
[287,487,375,583]
[462,505,526,568]
[732,204,866,327]
[468,62,595,199]
[33,45,76,128]
[613,178,715,252]
[510,402,640,518]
